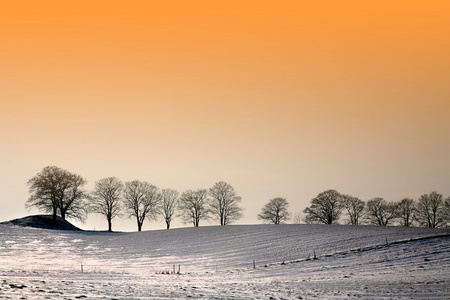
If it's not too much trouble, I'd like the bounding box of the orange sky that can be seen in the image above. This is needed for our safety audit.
[1,1,449,230]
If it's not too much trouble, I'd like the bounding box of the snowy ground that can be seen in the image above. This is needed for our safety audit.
[0,223,449,299]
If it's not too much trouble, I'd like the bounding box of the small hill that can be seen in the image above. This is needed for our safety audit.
[3,215,81,231]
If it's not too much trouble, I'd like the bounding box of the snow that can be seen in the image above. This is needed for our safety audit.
[0,223,449,299]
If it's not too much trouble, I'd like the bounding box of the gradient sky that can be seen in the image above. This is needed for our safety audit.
[1,1,449,231]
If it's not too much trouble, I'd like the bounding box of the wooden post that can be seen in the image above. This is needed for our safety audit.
[253,260,256,269]
[386,237,389,246]
[178,264,180,274]
[81,264,83,273]
[173,264,175,274]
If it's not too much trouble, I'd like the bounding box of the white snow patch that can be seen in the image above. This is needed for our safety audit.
[0,223,448,299]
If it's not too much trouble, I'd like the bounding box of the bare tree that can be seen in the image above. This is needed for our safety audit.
[304,190,343,224]
[91,177,123,232]
[443,196,450,228]
[415,191,445,228]
[342,195,365,225]
[209,181,243,226]
[26,166,66,222]
[178,189,209,227]
[292,211,304,224]
[397,198,415,227]
[258,197,290,224]
[160,188,179,229]
[123,180,161,231]
[365,198,397,226]
[26,166,89,222]
[59,173,90,221]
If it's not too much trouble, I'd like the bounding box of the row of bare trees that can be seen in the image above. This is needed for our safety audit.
[302,189,450,228]
[26,166,243,231]
[26,167,450,230]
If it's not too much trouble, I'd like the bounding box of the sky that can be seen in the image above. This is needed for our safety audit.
[1,1,449,231]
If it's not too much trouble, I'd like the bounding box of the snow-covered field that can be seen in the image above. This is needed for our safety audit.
[0,223,449,299]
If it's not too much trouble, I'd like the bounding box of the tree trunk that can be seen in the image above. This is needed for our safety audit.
[166,220,170,229]
[108,219,112,232]
[52,209,57,222]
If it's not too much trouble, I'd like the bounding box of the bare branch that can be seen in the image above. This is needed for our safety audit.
[159,188,179,229]
[123,180,161,231]
[91,177,123,231]
[415,192,445,228]
[209,181,243,226]
[178,189,209,227]
[26,166,89,222]
[304,190,343,224]
[342,195,365,225]
[365,198,397,226]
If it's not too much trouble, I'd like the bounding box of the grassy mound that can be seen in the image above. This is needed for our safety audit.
[4,215,81,231]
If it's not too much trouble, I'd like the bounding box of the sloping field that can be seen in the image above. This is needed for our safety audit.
[0,222,449,299]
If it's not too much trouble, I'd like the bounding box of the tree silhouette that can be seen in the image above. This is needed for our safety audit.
[365,198,397,226]
[304,190,343,224]
[342,195,365,225]
[397,198,415,227]
[26,166,89,222]
[258,197,290,224]
[415,191,445,228]
[123,180,161,231]
[178,189,209,227]
[209,181,243,225]
[159,188,179,229]
[91,177,123,232]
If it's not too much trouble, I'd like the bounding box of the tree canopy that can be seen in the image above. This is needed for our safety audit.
[258,197,290,224]
[159,188,179,229]
[91,177,124,232]
[304,190,343,224]
[26,166,89,222]
[178,189,209,227]
[209,181,243,226]
[365,198,397,226]
[415,191,445,228]
[123,180,161,231]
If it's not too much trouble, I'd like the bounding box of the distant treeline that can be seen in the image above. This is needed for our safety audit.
[26,166,450,231]
[300,189,450,228]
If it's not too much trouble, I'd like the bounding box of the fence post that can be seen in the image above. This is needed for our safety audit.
[253,260,256,269]
[81,264,83,273]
